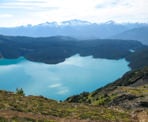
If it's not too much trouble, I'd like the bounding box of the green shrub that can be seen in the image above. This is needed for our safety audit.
[16,88,25,96]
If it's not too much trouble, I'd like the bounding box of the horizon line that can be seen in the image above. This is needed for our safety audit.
[1,19,148,28]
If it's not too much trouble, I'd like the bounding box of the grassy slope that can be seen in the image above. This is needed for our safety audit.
[66,67,148,108]
[66,67,148,121]
[0,90,131,122]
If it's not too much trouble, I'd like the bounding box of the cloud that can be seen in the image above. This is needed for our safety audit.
[93,0,148,23]
[0,0,59,11]
[16,0,46,4]
[0,14,13,18]
[95,0,133,9]
[0,0,147,26]
[48,83,62,88]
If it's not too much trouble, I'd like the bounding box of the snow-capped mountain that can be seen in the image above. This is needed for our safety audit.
[0,19,147,44]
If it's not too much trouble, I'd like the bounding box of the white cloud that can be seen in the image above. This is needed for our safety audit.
[0,14,13,18]
[0,0,147,26]
[0,0,58,11]
[95,0,131,9]
[48,83,62,88]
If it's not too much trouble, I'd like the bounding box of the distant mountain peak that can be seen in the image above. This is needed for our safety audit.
[105,20,116,24]
[37,22,58,27]
[32,20,92,27]
[60,19,92,26]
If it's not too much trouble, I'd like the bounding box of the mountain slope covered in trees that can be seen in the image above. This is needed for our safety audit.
[0,35,147,69]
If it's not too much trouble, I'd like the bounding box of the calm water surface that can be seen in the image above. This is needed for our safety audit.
[0,54,130,100]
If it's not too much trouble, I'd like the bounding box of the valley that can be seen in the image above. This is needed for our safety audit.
[0,0,148,121]
[0,34,147,121]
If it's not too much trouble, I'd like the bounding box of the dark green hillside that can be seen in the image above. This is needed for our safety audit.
[0,35,145,69]
[126,47,148,69]
[66,67,148,110]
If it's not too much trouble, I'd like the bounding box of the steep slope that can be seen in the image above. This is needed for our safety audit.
[66,66,148,110]
[111,27,148,45]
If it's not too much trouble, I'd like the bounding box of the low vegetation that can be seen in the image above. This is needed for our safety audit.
[16,88,25,96]
[66,67,148,121]
[66,67,148,108]
[0,90,132,122]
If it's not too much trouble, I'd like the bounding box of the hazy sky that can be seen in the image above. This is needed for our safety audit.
[0,0,148,27]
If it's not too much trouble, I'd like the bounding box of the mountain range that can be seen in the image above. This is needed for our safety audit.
[0,35,147,69]
[110,27,148,45]
[0,19,148,45]
[0,20,148,122]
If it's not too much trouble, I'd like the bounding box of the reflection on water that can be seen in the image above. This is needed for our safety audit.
[0,54,130,100]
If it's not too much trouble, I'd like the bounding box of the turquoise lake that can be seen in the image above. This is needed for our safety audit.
[0,54,130,100]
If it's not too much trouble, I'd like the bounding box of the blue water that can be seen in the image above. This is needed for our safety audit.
[0,54,130,100]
